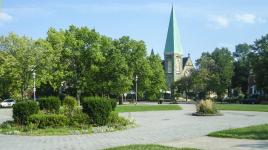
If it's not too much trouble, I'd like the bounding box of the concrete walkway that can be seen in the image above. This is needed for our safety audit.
[0,104,268,150]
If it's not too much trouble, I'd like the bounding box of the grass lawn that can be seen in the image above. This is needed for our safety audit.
[105,144,198,150]
[216,104,268,112]
[208,124,268,140]
[115,104,182,113]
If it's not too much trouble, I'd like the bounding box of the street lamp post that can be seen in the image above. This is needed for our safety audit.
[135,75,138,104]
[33,71,36,101]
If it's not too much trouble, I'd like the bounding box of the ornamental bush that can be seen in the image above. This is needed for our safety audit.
[39,96,61,113]
[196,99,218,114]
[109,99,117,111]
[82,97,112,126]
[13,101,39,125]
[107,111,130,128]
[28,113,68,128]
[68,108,90,128]
[63,96,77,111]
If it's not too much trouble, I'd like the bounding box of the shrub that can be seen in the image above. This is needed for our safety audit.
[109,99,117,111]
[107,112,130,128]
[28,113,68,128]
[13,101,39,125]
[69,108,90,128]
[63,96,77,111]
[82,97,112,126]
[196,99,218,115]
[39,96,61,113]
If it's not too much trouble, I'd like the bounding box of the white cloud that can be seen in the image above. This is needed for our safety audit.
[235,13,256,24]
[209,15,230,28]
[0,12,13,23]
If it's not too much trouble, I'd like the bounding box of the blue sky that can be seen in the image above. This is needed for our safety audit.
[1,0,268,62]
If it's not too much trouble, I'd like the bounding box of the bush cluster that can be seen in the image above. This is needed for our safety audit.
[28,113,68,128]
[63,96,77,113]
[68,108,90,127]
[8,95,129,134]
[39,96,61,113]
[13,101,39,125]
[82,97,112,126]
[196,99,218,114]
[109,99,117,111]
[107,112,130,128]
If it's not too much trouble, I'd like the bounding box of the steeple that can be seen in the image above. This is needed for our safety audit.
[150,49,155,56]
[164,6,183,55]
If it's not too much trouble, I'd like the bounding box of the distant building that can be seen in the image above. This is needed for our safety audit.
[163,6,194,92]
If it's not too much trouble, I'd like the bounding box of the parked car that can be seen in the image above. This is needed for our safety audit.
[0,99,16,108]
[240,98,257,104]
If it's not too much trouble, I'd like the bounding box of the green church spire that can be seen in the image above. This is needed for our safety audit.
[164,6,183,55]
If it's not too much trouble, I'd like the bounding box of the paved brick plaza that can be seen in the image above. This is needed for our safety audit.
[0,104,268,150]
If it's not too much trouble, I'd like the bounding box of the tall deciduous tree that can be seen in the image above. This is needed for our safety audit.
[250,34,268,93]
[146,53,166,100]
[232,43,250,94]
[211,48,234,99]
[0,33,53,100]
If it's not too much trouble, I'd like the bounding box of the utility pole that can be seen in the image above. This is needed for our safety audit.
[33,70,36,101]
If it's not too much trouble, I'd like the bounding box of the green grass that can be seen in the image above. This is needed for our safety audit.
[216,104,268,112]
[115,104,182,113]
[105,144,198,150]
[208,124,268,140]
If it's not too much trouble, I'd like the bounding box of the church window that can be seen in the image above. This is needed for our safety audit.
[167,60,172,73]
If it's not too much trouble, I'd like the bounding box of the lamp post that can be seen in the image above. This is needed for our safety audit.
[33,71,36,101]
[135,75,138,104]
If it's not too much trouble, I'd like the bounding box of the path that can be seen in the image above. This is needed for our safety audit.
[0,104,268,150]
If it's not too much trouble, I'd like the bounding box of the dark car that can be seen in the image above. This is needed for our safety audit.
[240,98,257,104]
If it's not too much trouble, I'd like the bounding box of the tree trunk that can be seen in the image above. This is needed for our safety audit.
[119,94,123,105]
[185,90,188,102]
[76,89,81,106]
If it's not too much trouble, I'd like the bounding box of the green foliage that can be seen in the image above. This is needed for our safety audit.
[82,97,112,126]
[28,113,68,128]
[232,44,250,94]
[109,99,117,111]
[39,96,61,113]
[146,53,166,100]
[0,33,56,100]
[250,34,268,93]
[63,96,77,111]
[107,112,131,128]
[68,109,90,128]
[173,75,193,101]
[193,48,234,100]
[13,101,39,125]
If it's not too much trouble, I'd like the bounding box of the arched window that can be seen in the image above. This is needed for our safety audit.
[167,60,172,73]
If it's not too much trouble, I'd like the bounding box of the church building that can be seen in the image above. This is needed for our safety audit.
[164,6,194,91]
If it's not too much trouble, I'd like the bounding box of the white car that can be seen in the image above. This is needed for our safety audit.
[0,99,16,108]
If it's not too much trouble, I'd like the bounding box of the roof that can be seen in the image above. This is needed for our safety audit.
[183,57,191,68]
[164,6,183,55]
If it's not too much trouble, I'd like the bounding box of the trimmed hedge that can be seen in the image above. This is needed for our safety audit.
[39,96,61,113]
[82,97,112,126]
[109,99,117,111]
[13,101,39,125]
[28,113,68,128]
